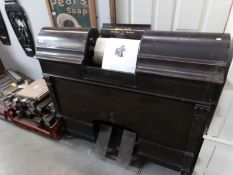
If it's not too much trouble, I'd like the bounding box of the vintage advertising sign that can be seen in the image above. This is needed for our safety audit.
[47,0,96,28]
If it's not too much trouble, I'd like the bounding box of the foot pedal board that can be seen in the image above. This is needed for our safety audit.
[93,124,112,159]
[117,130,136,167]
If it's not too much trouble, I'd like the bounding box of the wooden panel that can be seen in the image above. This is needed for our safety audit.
[115,0,130,23]
[95,0,111,28]
[173,0,205,31]
[194,139,233,175]
[152,0,176,31]
[115,0,233,32]
[130,0,153,24]
[201,0,233,32]
[109,0,116,24]
[225,2,233,34]
[16,80,49,100]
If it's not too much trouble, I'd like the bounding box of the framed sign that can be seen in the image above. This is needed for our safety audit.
[46,0,97,28]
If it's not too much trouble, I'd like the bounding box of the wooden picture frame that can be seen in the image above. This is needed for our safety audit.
[46,0,97,28]
[109,0,116,24]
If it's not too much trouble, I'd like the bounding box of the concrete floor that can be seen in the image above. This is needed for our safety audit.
[0,120,179,175]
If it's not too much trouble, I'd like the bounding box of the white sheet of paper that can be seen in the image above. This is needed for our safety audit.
[101,38,140,73]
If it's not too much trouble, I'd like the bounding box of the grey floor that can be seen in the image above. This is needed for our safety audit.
[0,120,179,175]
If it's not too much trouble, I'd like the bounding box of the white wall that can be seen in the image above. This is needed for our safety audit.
[0,0,110,80]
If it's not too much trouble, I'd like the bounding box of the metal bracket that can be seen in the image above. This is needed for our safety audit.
[5,0,35,56]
